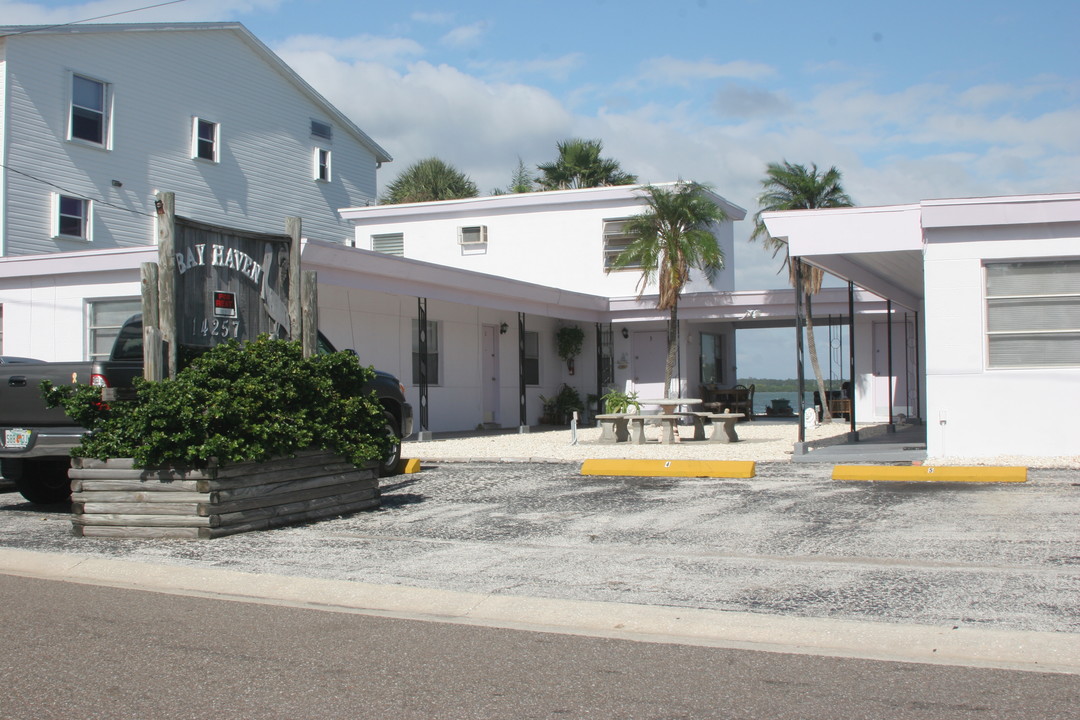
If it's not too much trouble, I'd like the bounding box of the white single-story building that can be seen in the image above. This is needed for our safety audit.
[764,192,1080,459]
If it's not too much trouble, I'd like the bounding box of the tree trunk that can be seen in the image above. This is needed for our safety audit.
[665,304,678,398]
[804,295,834,423]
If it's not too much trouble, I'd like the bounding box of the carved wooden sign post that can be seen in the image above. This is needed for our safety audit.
[151,191,314,379]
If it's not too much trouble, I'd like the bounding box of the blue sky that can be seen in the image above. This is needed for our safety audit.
[6,0,1079,377]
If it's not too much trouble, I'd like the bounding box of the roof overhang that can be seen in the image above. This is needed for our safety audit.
[762,204,924,312]
[340,182,747,223]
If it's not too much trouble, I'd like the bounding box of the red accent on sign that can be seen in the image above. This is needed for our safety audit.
[214,292,236,310]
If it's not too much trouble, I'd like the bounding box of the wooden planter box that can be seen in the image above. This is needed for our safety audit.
[68,450,380,539]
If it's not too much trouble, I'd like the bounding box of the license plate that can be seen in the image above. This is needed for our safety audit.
[4,428,31,449]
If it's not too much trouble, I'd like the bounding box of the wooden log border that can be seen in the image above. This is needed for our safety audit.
[68,450,380,539]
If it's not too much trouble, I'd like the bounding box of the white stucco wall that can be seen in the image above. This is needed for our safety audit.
[923,207,1080,458]
[342,185,743,299]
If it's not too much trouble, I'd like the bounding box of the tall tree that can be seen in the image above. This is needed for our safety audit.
[381,157,479,204]
[750,161,854,422]
[535,138,637,190]
[610,182,728,397]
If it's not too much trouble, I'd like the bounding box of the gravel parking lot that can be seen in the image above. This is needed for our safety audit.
[1,458,1077,635]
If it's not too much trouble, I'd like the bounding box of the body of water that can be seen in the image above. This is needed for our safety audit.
[753,390,819,416]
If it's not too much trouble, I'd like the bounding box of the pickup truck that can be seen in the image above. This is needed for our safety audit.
[0,315,412,504]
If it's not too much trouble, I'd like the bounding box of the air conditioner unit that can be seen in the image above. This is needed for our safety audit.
[458,225,488,245]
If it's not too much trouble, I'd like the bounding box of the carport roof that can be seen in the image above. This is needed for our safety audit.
[761,203,924,312]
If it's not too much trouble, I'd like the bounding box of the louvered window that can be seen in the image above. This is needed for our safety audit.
[986,259,1080,367]
[603,218,639,270]
[372,233,404,256]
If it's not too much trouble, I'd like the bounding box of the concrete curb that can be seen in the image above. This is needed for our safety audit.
[2,547,1076,675]
[834,465,1028,483]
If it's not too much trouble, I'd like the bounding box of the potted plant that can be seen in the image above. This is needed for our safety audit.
[538,384,585,425]
[556,325,585,375]
[601,388,641,414]
[43,336,390,538]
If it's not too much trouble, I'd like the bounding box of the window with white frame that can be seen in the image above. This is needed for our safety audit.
[411,319,439,385]
[314,148,331,181]
[70,73,109,146]
[87,298,141,361]
[523,330,540,386]
[700,332,724,385]
[603,218,639,270]
[193,118,219,162]
[55,194,91,240]
[372,233,404,256]
[986,259,1080,368]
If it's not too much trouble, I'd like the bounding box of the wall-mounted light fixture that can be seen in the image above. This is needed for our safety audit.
[500,322,508,335]
[621,327,629,339]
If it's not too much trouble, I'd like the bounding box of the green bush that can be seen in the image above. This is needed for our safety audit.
[43,336,389,469]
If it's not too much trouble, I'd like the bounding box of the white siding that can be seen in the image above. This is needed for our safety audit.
[1,27,378,257]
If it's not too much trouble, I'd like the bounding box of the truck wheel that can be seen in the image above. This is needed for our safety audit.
[379,412,402,477]
[11,458,72,505]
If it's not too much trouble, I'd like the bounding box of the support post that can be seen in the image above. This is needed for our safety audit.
[596,322,604,424]
[913,310,923,424]
[847,281,858,440]
[794,259,807,450]
[887,298,895,433]
[154,192,177,378]
[416,298,431,441]
[301,271,318,358]
[140,262,162,382]
[286,217,302,341]
[518,312,529,433]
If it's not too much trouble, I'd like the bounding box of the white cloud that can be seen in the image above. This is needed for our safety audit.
[410,11,453,25]
[276,33,424,65]
[634,57,776,88]
[468,53,585,83]
[440,21,489,48]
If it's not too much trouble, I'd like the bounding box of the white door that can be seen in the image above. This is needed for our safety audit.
[872,321,915,420]
[631,331,668,400]
[482,325,499,424]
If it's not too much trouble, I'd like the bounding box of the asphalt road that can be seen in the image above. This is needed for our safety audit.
[2,573,1078,720]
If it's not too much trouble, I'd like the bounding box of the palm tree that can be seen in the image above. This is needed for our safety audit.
[750,161,854,422]
[535,138,637,190]
[381,157,479,204]
[610,182,728,397]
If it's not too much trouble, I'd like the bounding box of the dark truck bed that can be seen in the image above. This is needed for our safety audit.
[0,361,94,503]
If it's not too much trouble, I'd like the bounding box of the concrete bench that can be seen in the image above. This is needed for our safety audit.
[706,413,744,443]
[596,413,631,443]
[626,414,684,444]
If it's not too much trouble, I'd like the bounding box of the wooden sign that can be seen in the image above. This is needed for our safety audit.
[173,217,291,348]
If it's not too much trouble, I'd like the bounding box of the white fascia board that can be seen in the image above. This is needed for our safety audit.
[607,286,888,323]
[0,22,392,163]
[762,204,923,257]
[341,182,747,223]
[920,192,1080,229]
[300,240,608,322]
[0,246,154,279]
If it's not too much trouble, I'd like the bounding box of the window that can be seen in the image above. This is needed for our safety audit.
[603,218,639,270]
[87,299,141,361]
[314,148,331,181]
[523,330,540,386]
[986,259,1080,367]
[55,194,91,240]
[70,74,109,146]
[193,118,219,161]
[700,332,724,385]
[310,120,333,140]
[411,320,439,385]
[458,226,488,245]
[372,233,404,256]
